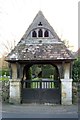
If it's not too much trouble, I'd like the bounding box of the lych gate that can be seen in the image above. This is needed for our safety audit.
[22,62,61,104]
[6,11,75,105]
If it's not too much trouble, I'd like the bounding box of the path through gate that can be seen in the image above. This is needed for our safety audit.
[21,79,61,104]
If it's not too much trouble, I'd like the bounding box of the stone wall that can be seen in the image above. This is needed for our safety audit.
[72,82,78,104]
[0,81,9,103]
[0,81,2,102]
[0,80,78,104]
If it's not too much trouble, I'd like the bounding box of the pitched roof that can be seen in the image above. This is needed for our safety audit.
[6,11,75,62]
[18,11,61,42]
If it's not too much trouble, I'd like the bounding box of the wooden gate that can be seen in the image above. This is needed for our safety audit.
[21,79,61,104]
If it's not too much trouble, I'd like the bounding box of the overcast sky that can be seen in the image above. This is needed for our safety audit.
[0,0,78,56]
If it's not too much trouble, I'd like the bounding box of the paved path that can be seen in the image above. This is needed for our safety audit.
[2,103,78,118]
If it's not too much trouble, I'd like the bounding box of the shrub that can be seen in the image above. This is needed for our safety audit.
[72,57,80,82]
[0,69,10,76]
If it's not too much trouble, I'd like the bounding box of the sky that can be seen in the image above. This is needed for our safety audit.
[0,0,78,57]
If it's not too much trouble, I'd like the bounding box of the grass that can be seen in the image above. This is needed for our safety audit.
[31,77,54,88]
[0,77,9,81]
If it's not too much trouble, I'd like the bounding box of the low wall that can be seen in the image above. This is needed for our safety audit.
[72,82,78,104]
[0,80,9,103]
[0,81,78,104]
[0,81,2,102]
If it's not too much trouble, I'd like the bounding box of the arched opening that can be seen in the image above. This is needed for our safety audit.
[22,63,61,104]
[31,64,60,89]
[22,63,60,89]
[32,31,37,37]
[38,29,43,37]
[44,30,49,37]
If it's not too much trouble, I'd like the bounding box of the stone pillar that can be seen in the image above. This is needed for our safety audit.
[9,63,21,104]
[61,79,73,105]
[9,79,21,104]
[60,63,73,105]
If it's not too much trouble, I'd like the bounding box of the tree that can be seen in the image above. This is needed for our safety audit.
[0,54,8,69]
[0,40,16,68]
[1,39,16,55]
[0,40,16,77]
[62,39,74,52]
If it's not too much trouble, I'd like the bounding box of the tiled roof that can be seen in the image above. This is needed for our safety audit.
[6,42,74,61]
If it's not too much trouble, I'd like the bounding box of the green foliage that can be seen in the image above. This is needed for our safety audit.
[0,70,2,76]
[31,65,41,77]
[31,64,57,79]
[27,68,32,80]
[42,65,55,78]
[0,77,9,81]
[72,57,80,82]
[0,69,10,76]
[0,69,9,81]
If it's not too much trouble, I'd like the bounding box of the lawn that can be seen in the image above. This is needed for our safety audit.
[31,77,54,88]
[0,77,9,81]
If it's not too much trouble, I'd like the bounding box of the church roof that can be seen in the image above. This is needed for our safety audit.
[6,11,75,62]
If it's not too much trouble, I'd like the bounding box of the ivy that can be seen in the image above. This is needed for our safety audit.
[72,57,80,82]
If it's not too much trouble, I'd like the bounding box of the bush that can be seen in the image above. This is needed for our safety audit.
[0,69,10,76]
[72,57,80,82]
